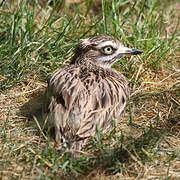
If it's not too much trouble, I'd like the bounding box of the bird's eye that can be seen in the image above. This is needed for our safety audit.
[103,46,114,55]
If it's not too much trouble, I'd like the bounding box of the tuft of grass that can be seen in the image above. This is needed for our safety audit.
[0,0,180,179]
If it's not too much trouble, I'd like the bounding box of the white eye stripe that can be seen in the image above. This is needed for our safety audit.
[97,50,120,62]
[96,41,118,49]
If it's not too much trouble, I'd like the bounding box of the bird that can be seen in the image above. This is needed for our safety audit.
[44,35,143,154]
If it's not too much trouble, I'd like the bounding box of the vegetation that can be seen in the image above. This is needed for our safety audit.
[0,0,179,179]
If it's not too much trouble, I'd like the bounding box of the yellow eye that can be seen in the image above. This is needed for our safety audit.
[103,46,114,55]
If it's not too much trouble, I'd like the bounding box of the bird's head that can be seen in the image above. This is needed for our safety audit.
[71,36,143,68]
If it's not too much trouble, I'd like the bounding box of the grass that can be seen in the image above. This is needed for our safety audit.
[0,0,180,179]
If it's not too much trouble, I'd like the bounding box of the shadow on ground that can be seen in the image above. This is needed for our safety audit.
[19,89,47,131]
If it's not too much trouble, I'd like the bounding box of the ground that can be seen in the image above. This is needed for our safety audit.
[0,0,180,179]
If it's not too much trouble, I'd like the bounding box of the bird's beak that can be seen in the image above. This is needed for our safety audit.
[129,48,143,55]
[121,47,143,55]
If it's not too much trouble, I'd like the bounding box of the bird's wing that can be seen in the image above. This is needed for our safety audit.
[46,66,129,140]
[46,65,82,127]
[76,73,129,138]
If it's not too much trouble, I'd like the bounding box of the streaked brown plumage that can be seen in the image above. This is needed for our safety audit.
[44,36,143,153]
